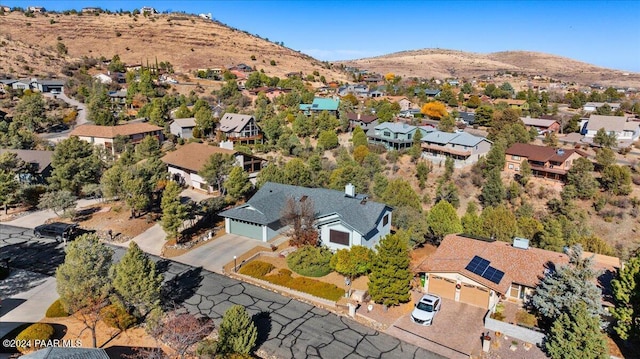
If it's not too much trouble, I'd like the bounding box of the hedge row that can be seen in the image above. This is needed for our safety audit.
[286,246,333,277]
[15,323,54,353]
[238,261,274,277]
[45,299,69,318]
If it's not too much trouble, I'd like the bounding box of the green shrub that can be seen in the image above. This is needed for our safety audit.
[287,246,333,277]
[15,323,54,353]
[264,269,344,301]
[100,304,137,330]
[45,299,69,318]
[515,310,538,327]
[238,261,274,278]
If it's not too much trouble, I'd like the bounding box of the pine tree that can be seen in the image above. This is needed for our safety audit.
[161,181,187,241]
[217,305,258,355]
[518,160,532,186]
[56,234,113,347]
[368,231,412,307]
[426,200,462,242]
[225,166,252,201]
[611,251,640,341]
[330,245,374,291]
[480,205,517,241]
[351,126,368,148]
[536,218,565,252]
[545,302,608,359]
[480,169,505,207]
[461,201,483,236]
[531,245,603,327]
[111,241,163,318]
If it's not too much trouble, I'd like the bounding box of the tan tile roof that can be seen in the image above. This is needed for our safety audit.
[417,234,569,294]
[70,123,163,139]
[161,142,236,173]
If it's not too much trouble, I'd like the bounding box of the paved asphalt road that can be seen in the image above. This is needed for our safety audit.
[0,224,445,359]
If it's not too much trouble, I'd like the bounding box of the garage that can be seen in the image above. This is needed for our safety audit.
[428,275,456,300]
[459,283,490,308]
[228,219,264,241]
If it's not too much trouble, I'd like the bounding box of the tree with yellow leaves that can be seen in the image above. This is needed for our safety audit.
[384,73,395,82]
[421,101,448,120]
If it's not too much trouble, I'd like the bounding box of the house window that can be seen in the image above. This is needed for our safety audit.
[513,155,521,160]
[383,131,391,137]
[407,134,412,140]
[383,214,389,226]
[329,230,349,246]
[508,164,514,169]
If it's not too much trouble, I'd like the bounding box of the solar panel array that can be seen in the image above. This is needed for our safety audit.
[464,255,505,284]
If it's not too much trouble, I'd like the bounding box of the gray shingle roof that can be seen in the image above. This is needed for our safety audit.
[171,117,197,128]
[448,132,488,146]
[374,122,416,134]
[219,113,253,132]
[19,347,109,359]
[219,182,391,235]
[586,115,628,132]
[422,131,459,145]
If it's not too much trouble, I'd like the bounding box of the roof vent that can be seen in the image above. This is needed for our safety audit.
[345,183,355,197]
[513,237,530,250]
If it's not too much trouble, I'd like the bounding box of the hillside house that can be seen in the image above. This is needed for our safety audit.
[140,6,157,14]
[520,117,560,133]
[583,115,640,143]
[421,130,492,166]
[70,123,163,155]
[161,142,264,193]
[414,88,441,98]
[368,122,425,150]
[338,84,369,98]
[169,118,196,139]
[299,98,340,117]
[0,149,53,184]
[4,78,64,93]
[456,111,476,125]
[416,234,619,310]
[218,113,263,143]
[583,102,621,113]
[504,143,587,182]
[220,182,392,249]
[347,113,379,135]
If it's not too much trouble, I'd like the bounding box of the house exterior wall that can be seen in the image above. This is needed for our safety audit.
[168,166,212,192]
[362,209,392,249]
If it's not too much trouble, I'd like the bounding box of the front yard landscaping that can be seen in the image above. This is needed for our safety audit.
[239,260,345,301]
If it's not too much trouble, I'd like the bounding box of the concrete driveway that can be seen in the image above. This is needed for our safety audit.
[3,198,101,229]
[386,296,487,359]
[173,233,269,274]
[116,223,167,257]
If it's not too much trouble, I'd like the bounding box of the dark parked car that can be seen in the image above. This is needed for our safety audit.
[33,222,78,242]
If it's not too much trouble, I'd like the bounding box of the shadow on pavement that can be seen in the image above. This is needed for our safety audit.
[160,267,203,309]
[1,240,66,276]
[0,298,26,317]
[154,259,171,275]
[252,311,272,350]
[0,323,31,353]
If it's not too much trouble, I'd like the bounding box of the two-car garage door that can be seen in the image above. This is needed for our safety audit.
[228,219,263,241]
[460,283,490,308]
[428,275,490,308]
[428,275,456,300]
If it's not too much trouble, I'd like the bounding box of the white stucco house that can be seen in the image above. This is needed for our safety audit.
[583,115,640,142]
[219,182,393,250]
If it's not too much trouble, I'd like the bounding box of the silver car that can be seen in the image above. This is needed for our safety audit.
[411,294,441,326]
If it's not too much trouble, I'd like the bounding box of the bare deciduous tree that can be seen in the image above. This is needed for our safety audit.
[280,196,318,247]
[149,310,214,359]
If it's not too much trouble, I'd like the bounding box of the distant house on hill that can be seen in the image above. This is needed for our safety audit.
[299,97,340,117]
[347,113,379,135]
[504,143,587,182]
[583,115,640,144]
[140,6,157,14]
[3,78,64,93]
[218,113,263,144]
[583,102,621,113]
[520,117,560,133]
[70,123,163,155]
[161,142,263,192]
[0,149,53,183]
[169,118,196,139]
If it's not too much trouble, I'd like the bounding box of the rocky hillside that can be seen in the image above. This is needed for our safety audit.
[0,11,346,80]
[340,48,640,87]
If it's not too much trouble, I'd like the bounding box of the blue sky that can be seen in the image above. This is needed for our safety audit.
[6,1,640,72]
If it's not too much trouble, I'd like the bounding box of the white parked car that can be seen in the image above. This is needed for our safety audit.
[411,294,441,326]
